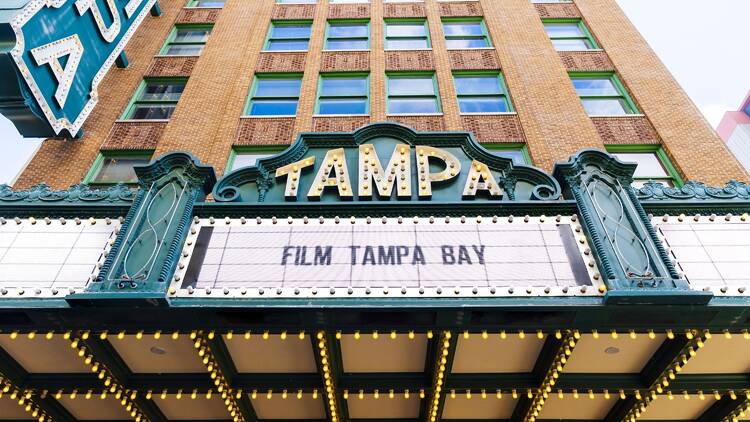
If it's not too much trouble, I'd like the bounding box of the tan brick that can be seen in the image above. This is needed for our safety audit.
[145,56,199,78]
[558,50,614,72]
[591,116,660,145]
[234,118,296,147]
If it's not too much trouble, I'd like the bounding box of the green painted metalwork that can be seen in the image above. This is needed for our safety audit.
[552,150,710,305]
[69,152,215,303]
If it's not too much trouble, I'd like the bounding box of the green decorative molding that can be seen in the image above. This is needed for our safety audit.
[553,149,710,305]
[637,180,750,201]
[0,183,136,203]
[68,152,215,305]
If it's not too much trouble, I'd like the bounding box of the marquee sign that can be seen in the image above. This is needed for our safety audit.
[213,123,562,203]
[0,0,157,137]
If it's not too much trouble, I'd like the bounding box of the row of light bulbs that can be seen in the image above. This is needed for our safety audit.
[428,331,452,422]
[526,331,579,422]
[7,328,750,341]
[316,332,340,422]
[0,382,47,422]
[193,332,246,422]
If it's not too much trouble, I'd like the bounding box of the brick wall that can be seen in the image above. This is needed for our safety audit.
[576,0,748,184]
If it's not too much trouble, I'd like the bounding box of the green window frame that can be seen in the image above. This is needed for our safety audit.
[569,72,638,116]
[264,20,313,51]
[386,72,441,115]
[483,143,530,166]
[605,145,683,187]
[121,78,187,120]
[227,146,286,172]
[542,18,598,51]
[244,73,304,117]
[159,25,212,56]
[186,0,224,7]
[453,71,513,114]
[324,20,370,51]
[276,0,316,3]
[384,19,431,50]
[83,151,153,185]
[315,73,370,116]
[442,18,492,49]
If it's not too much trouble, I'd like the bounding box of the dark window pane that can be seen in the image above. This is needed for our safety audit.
[445,38,489,49]
[174,29,210,43]
[454,76,502,95]
[443,22,483,36]
[493,150,526,165]
[194,0,224,6]
[544,23,584,38]
[744,102,750,118]
[458,97,508,113]
[388,77,434,95]
[271,25,311,39]
[572,78,619,96]
[250,99,299,116]
[255,78,302,97]
[329,24,368,38]
[389,98,438,114]
[551,39,591,51]
[267,39,310,50]
[131,104,175,119]
[321,77,368,96]
[327,39,368,50]
[386,23,426,37]
[319,98,367,114]
[93,157,150,183]
[165,45,204,55]
[386,38,429,49]
[581,98,630,115]
[139,83,184,101]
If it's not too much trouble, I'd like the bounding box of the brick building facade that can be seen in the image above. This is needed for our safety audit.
[14,0,748,188]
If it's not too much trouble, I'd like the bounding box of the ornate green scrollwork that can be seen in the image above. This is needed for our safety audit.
[553,150,710,304]
[0,183,136,203]
[636,180,750,201]
[69,152,215,305]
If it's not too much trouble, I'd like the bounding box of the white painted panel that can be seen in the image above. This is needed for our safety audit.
[726,125,750,173]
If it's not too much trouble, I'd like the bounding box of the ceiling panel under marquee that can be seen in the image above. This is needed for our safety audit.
[441,394,517,419]
[680,335,750,374]
[340,333,428,373]
[57,395,133,420]
[0,394,33,419]
[451,334,545,373]
[563,334,667,374]
[346,394,421,419]
[224,334,319,373]
[638,394,717,420]
[0,334,89,373]
[250,393,326,419]
[537,394,615,420]
[154,394,230,420]
[108,335,206,374]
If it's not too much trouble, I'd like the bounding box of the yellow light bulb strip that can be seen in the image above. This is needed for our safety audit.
[428,331,453,422]
[68,333,147,422]
[194,331,246,422]
[722,394,750,422]
[621,330,708,422]
[523,330,579,422]
[0,375,49,422]
[315,331,340,422]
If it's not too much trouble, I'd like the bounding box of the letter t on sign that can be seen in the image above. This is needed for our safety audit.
[276,156,315,200]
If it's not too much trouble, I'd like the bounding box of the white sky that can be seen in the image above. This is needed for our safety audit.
[0,0,748,185]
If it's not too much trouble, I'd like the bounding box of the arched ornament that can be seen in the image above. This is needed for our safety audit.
[213,123,560,204]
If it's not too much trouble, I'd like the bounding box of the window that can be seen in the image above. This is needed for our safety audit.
[161,26,211,56]
[484,144,529,165]
[531,0,572,3]
[744,101,750,118]
[385,20,430,50]
[276,0,316,3]
[85,152,152,184]
[387,73,440,114]
[187,0,224,7]
[325,20,369,50]
[264,21,312,51]
[245,75,303,116]
[228,148,284,171]
[442,19,491,49]
[123,80,186,120]
[454,72,511,113]
[570,73,637,116]
[316,74,369,115]
[607,147,682,187]
[543,19,597,51]
[330,0,368,3]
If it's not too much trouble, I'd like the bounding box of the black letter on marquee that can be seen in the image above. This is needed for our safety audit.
[298,246,312,266]
[442,246,455,265]
[282,246,295,265]
[457,246,472,265]
[363,246,375,265]
[472,245,485,265]
[350,246,360,265]
[315,246,332,266]
[397,246,409,264]
[379,246,395,265]
[412,246,426,265]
